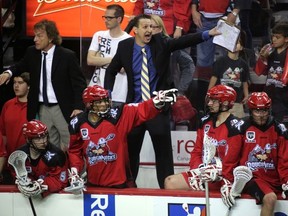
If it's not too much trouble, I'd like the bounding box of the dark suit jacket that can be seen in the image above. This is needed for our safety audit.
[104,32,204,103]
[9,45,87,123]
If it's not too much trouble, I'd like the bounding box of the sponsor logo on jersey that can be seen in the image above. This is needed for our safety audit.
[84,194,115,216]
[168,203,206,216]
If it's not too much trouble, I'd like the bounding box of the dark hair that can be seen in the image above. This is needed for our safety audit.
[107,4,125,23]
[16,72,30,86]
[34,19,62,45]
[272,22,288,37]
[133,14,151,28]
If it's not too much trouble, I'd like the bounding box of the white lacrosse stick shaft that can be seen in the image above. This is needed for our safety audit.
[203,133,216,216]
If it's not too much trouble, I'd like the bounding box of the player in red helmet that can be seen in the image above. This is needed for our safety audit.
[164,84,245,209]
[206,84,237,112]
[66,85,177,192]
[82,85,111,117]
[9,120,68,198]
[239,92,288,215]
[22,120,49,153]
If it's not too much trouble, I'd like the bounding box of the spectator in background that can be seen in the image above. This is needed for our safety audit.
[150,14,194,97]
[239,92,288,215]
[0,19,87,152]
[104,14,219,188]
[0,72,30,183]
[208,31,249,118]
[239,0,253,49]
[190,0,244,111]
[255,22,288,127]
[87,4,131,103]
[131,0,195,96]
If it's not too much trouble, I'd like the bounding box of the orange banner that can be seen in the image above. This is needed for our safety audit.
[26,0,136,37]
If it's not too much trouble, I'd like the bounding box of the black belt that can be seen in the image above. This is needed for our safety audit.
[39,102,58,107]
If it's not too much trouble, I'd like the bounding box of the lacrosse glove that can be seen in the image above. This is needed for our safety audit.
[16,178,48,198]
[187,168,205,191]
[152,88,178,109]
[199,164,222,182]
[220,178,236,208]
[64,167,86,195]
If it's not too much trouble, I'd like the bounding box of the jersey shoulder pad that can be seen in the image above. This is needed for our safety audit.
[69,112,87,133]
[106,103,125,125]
[274,119,288,139]
[226,115,245,136]
[42,145,66,167]
[198,114,211,128]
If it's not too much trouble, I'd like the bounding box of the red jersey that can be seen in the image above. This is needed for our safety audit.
[0,131,7,157]
[189,114,243,182]
[239,117,288,188]
[17,144,68,196]
[68,99,160,187]
[0,97,27,156]
[197,0,230,15]
[133,0,191,35]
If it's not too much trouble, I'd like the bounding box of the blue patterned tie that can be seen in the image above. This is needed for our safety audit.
[42,52,49,106]
[141,48,150,101]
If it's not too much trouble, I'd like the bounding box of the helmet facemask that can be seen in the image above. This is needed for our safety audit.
[247,92,271,126]
[89,98,111,118]
[29,132,49,153]
[82,85,111,118]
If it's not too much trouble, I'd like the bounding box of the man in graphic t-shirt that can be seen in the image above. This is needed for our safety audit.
[87,4,131,103]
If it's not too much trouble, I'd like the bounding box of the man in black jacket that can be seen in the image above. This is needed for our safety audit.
[104,14,219,188]
[0,19,87,152]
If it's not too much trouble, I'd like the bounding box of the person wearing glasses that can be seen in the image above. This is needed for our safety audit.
[87,4,131,104]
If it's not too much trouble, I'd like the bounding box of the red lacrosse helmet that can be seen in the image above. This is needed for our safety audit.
[82,85,109,104]
[22,120,48,140]
[247,92,271,109]
[206,85,237,108]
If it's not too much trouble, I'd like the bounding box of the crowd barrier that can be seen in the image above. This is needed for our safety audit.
[0,185,287,216]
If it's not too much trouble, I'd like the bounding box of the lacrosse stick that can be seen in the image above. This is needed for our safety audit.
[202,133,217,216]
[8,150,37,216]
[225,166,253,216]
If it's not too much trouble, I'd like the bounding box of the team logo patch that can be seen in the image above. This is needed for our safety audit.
[44,151,56,161]
[168,203,206,216]
[246,131,255,142]
[81,128,89,140]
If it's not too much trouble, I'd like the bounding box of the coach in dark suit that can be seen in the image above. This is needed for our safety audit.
[104,14,219,188]
[0,19,86,151]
